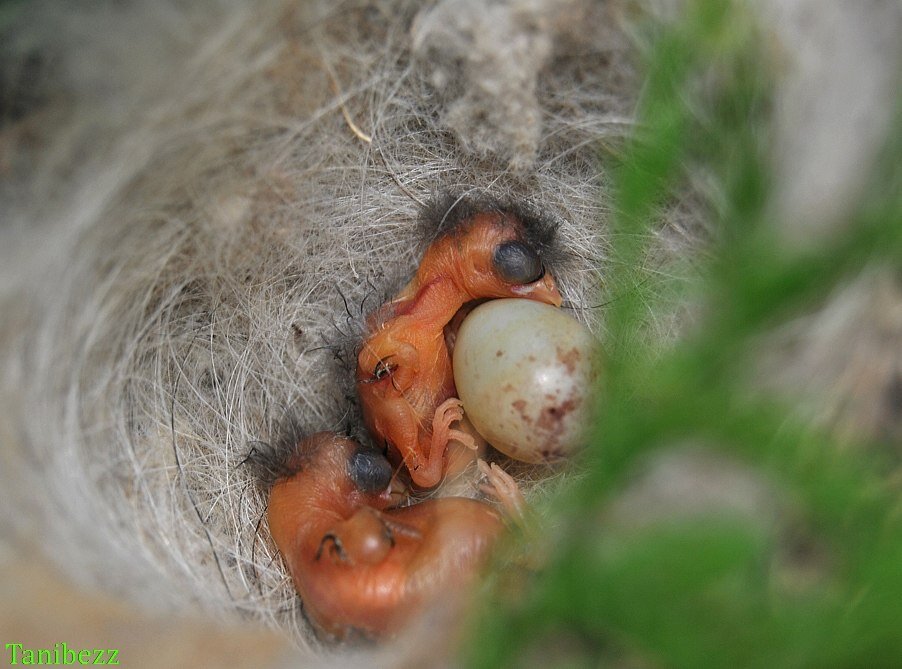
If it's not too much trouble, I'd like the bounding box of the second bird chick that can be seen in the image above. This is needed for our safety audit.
[356,203,563,488]
[267,432,508,640]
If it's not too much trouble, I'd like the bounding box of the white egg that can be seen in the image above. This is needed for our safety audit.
[452,298,599,463]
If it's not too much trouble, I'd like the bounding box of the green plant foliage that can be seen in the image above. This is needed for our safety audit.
[464,1,902,667]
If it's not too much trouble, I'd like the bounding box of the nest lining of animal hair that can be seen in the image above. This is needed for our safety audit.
[0,0,718,650]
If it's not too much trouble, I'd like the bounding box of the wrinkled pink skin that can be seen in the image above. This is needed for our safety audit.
[268,433,504,640]
[357,212,561,488]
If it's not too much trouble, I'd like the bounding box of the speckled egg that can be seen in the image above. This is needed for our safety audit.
[452,298,599,463]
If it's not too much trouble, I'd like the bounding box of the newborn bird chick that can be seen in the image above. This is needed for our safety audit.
[357,210,562,488]
[267,432,506,640]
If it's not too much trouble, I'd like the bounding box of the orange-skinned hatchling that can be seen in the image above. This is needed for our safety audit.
[267,432,515,639]
[356,208,562,488]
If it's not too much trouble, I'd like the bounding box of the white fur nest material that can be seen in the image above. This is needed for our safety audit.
[1,0,899,661]
[0,0,643,647]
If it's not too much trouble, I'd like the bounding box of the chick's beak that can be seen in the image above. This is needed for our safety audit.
[513,272,563,307]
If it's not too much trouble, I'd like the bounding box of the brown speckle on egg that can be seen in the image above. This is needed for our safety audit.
[453,299,599,463]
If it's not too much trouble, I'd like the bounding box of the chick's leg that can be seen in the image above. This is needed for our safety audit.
[412,398,477,488]
[432,397,477,451]
[478,460,527,524]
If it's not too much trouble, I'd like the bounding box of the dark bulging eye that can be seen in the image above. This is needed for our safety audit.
[348,448,393,493]
[493,240,544,285]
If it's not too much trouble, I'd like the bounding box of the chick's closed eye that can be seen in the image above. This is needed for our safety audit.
[348,448,393,494]
[492,240,545,285]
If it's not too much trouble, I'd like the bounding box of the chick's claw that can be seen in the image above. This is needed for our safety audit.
[432,397,477,451]
[477,459,527,523]
[433,396,464,427]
